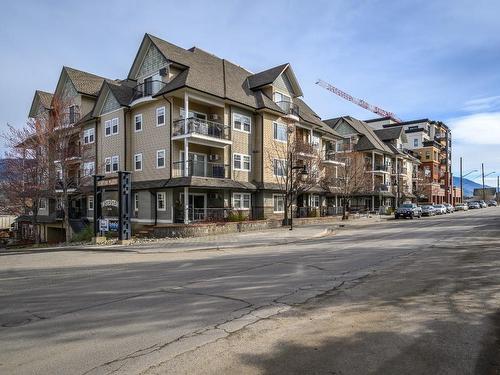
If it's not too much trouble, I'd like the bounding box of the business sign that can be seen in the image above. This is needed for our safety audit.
[108,220,119,232]
[101,199,119,208]
[97,178,118,187]
[99,219,109,232]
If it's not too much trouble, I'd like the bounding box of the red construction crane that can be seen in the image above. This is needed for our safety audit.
[316,79,402,123]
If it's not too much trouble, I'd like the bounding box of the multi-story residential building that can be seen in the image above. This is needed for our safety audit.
[24,33,345,239]
[365,117,453,204]
[324,116,418,211]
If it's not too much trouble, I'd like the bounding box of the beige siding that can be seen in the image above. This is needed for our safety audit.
[229,105,254,182]
[97,109,126,174]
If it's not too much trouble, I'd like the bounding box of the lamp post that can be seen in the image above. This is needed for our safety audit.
[460,161,478,203]
[289,165,308,231]
[482,170,496,201]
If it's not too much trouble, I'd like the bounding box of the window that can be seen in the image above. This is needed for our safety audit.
[88,196,94,211]
[134,153,143,171]
[105,120,111,136]
[310,195,320,208]
[156,107,165,126]
[111,155,119,172]
[413,139,418,147]
[425,151,431,160]
[104,157,111,173]
[105,118,119,136]
[112,118,119,134]
[83,128,95,144]
[156,149,165,168]
[39,198,47,210]
[233,113,251,133]
[134,193,139,212]
[273,194,285,213]
[273,91,291,103]
[233,153,251,171]
[233,193,251,210]
[273,159,287,177]
[273,122,288,142]
[311,133,321,150]
[83,162,95,177]
[180,108,207,120]
[157,192,166,211]
[134,114,143,132]
[69,105,76,124]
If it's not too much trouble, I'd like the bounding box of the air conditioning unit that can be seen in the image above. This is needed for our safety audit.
[209,154,220,162]
[209,114,220,121]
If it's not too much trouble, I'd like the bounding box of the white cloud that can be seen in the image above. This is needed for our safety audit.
[448,112,500,144]
[463,96,500,112]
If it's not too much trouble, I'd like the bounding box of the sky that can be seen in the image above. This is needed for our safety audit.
[1,0,499,185]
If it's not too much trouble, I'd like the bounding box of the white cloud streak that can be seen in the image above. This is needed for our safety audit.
[448,112,500,145]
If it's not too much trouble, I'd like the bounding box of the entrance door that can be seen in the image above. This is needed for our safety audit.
[181,193,206,221]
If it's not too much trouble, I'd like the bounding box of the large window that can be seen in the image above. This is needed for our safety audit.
[156,107,165,127]
[233,193,251,210]
[413,138,418,147]
[83,128,94,144]
[157,192,166,211]
[273,159,287,177]
[310,195,320,208]
[39,198,47,210]
[111,155,119,172]
[104,157,111,173]
[83,162,95,177]
[105,118,119,136]
[134,114,143,132]
[273,122,288,142]
[156,149,165,168]
[233,113,251,133]
[134,153,142,171]
[273,91,291,103]
[273,195,285,213]
[311,133,320,150]
[233,153,251,171]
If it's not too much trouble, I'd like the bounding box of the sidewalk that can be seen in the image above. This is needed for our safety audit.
[2,215,393,255]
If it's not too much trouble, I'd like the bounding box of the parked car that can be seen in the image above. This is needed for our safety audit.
[433,204,447,215]
[395,203,422,219]
[487,200,498,207]
[454,203,468,211]
[444,203,455,213]
[421,205,436,216]
[468,201,480,209]
[478,200,488,208]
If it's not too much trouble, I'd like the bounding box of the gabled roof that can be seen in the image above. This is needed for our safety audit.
[247,63,288,89]
[374,126,404,141]
[324,116,394,154]
[92,80,134,117]
[62,66,113,97]
[28,90,53,117]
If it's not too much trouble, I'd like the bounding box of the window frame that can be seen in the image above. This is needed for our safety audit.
[88,196,94,211]
[134,193,139,212]
[39,198,47,210]
[156,106,166,127]
[134,114,143,132]
[134,153,143,171]
[104,120,112,136]
[156,149,166,169]
[232,193,251,210]
[273,122,288,143]
[111,118,119,135]
[157,192,166,211]
[273,194,285,213]
[83,128,95,144]
[413,138,418,147]
[233,153,251,172]
[273,158,287,177]
[111,155,119,172]
[83,161,95,177]
[232,113,251,133]
[104,157,111,173]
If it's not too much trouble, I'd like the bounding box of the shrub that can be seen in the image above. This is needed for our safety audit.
[71,225,93,243]
[227,210,247,222]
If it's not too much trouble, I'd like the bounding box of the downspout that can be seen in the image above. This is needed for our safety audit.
[123,109,127,171]
[151,190,158,226]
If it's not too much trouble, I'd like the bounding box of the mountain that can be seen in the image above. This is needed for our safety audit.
[453,176,491,197]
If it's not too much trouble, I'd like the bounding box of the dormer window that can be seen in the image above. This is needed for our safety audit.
[273,91,291,103]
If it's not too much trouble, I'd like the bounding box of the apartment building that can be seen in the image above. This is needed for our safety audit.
[25,33,346,239]
[323,116,419,211]
[366,117,453,204]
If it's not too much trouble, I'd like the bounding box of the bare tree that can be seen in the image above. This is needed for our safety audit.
[321,151,371,220]
[413,168,433,204]
[266,126,324,224]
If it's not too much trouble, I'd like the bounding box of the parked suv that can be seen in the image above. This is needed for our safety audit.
[433,204,447,215]
[468,201,480,209]
[395,203,422,219]
[444,203,455,213]
[487,200,497,207]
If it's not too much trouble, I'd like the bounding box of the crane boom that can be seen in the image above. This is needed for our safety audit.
[316,79,401,122]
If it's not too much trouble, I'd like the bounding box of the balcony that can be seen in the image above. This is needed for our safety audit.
[131,80,167,103]
[172,160,230,179]
[373,164,391,173]
[172,118,231,147]
[296,141,316,157]
[322,151,345,165]
[275,101,299,121]
[375,183,390,192]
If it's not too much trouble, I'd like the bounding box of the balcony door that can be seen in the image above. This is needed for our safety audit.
[180,193,206,221]
[180,151,206,177]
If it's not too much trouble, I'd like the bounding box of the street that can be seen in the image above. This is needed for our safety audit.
[1,208,500,374]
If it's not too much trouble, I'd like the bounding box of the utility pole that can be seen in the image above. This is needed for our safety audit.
[482,163,486,201]
[497,175,499,204]
[460,157,463,204]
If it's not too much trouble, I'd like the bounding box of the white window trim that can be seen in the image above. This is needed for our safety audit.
[83,128,95,144]
[180,108,207,120]
[156,106,166,127]
[156,149,166,169]
[273,158,287,177]
[273,122,288,143]
[134,153,143,171]
[157,192,166,211]
[104,120,112,137]
[273,90,292,103]
[273,194,285,213]
[39,198,47,210]
[88,196,94,211]
[83,161,95,177]
[232,112,251,133]
[104,157,111,174]
[232,193,251,210]
[134,114,143,132]
[233,153,251,171]
[134,193,139,212]
[111,155,119,172]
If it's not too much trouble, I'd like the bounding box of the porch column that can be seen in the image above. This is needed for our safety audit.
[371,151,375,190]
[372,196,375,211]
[183,92,190,224]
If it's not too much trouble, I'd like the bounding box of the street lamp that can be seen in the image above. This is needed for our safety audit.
[289,165,308,231]
[459,156,477,203]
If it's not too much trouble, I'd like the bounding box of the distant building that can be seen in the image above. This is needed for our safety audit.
[473,188,497,200]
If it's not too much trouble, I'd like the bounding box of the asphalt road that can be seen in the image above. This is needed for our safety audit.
[1,208,500,374]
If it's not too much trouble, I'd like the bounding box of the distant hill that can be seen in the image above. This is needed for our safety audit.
[453,176,491,197]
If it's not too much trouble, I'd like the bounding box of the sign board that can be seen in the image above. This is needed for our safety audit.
[108,220,119,232]
[99,219,109,232]
[102,199,119,208]
[97,178,118,187]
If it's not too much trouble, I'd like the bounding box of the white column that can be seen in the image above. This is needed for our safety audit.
[183,92,190,224]
[371,151,375,190]
[183,186,189,224]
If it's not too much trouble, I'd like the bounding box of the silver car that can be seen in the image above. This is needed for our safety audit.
[444,203,455,213]
[421,205,436,216]
[454,203,468,211]
[433,204,447,215]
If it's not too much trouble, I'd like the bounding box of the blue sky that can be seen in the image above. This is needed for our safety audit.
[1,0,499,185]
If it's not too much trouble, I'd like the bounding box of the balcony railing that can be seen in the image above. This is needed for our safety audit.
[321,206,343,217]
[275,101,299,118]
[175,207,263,223]
[373,164,390,172]
[132,80,167,101]
[172,118,230,140]
[172,160,230,178]
[375,183,390,192]
[296,141,316,155]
